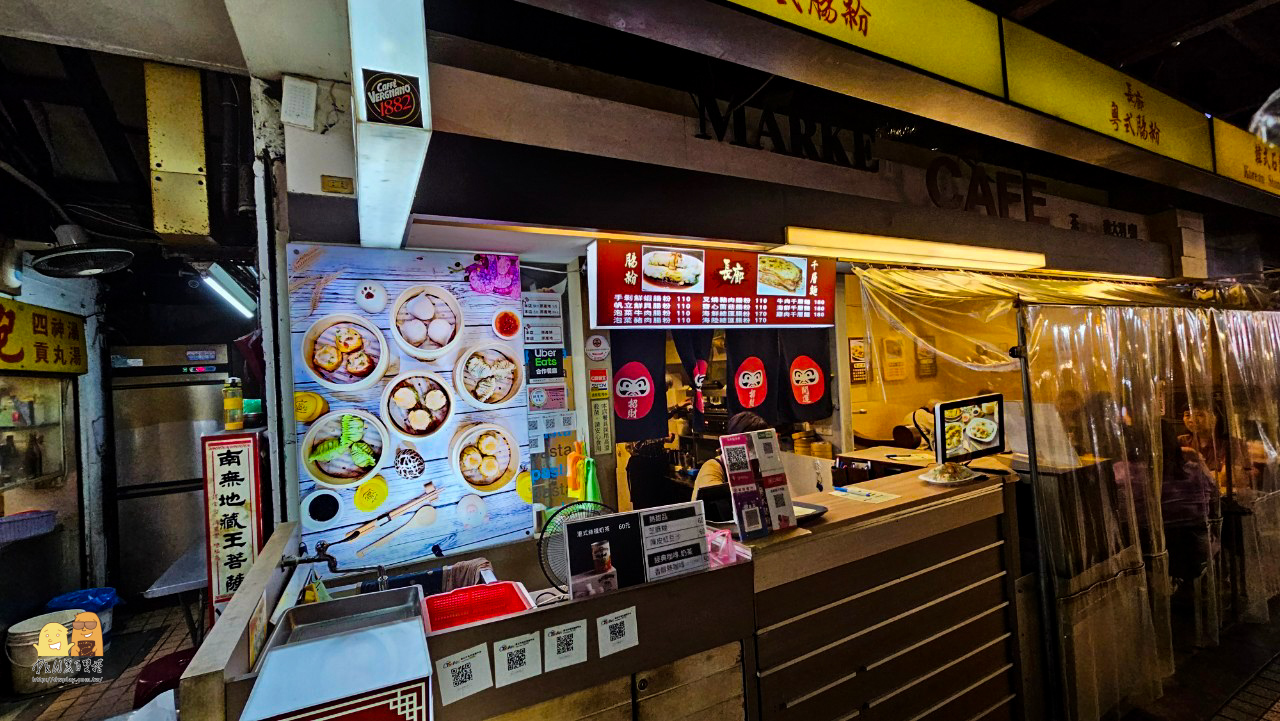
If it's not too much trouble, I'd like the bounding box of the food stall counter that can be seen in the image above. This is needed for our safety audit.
[744,468,1025,721]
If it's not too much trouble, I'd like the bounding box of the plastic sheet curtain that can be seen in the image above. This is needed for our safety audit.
[1214,310,1280,622]
[1025,306,1164,720]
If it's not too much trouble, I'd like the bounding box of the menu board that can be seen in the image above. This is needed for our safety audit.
[587,240,836,329]
[287,244,532,577]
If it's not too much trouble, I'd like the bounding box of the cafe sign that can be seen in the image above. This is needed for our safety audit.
[587,240,836,329]
[0,298,87,374]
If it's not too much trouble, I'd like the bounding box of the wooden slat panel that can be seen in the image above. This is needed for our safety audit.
[577,706,635,721]
[637,666,745,721]
[922,674,1014,721]
[863,642,1011,721]
[771,611,1010,721]
[484,677,631,721]
[760,577,1007,701]
[757,517,1003,627]
[757,548,1005,669]
[673,695,745,721]
[636,642,741,700]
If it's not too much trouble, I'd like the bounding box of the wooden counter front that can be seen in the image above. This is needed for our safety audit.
[748,469,1023,721]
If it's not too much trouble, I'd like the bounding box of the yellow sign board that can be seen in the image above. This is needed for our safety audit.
[1003,22,1212,171]
[0,298,88,374]
[722,0,1004,97]
[1214,119,1280,197]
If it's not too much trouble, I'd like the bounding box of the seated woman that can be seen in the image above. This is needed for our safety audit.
[691,411,770,500]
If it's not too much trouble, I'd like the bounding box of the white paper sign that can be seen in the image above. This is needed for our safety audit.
[830,487,901,503]
[596,607,639,658]
[436,643,493,706]
[493,632,541,688]
[544,620,588,672]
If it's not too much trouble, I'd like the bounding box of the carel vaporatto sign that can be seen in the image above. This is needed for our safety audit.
[362,69,423,128]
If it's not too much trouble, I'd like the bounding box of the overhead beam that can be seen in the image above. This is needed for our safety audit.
[1222,22,1280,69]
[1009,0,1060,22]
[56,47,147,197]
[1115,0,1280,67]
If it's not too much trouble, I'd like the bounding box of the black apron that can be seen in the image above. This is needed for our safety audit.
[610,330,668,442]
[778,329,834,422]
[671,329,714,432]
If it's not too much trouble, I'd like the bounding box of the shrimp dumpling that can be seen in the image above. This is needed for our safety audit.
[427,318,454,346]
[400,318,427,345]
[408,294,437,321]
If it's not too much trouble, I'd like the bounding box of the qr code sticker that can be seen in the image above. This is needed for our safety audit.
[450,662,473,688]
[608,621,626,642]
[772,492,785,509]
[762,440,775,455]
[743,507,762,532]
[506,648,527,672]
[556,634,574,655]
[724,445,750,473]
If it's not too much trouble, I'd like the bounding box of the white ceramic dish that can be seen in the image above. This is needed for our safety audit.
[452,342,524,409]
[389,285,463,362]
[302,409,390,488]
[301,314,389,392]
[448,422,520,493]
[380,371,455,443]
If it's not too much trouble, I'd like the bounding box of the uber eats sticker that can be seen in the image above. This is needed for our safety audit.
[362,69,423,127]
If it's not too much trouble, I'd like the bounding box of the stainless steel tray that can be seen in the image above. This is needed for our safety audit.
[259,586,424,656]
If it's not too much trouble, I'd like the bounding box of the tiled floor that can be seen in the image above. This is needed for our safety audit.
[3,605,194,721]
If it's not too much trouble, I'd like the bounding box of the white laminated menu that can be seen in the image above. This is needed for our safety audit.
[639,501,709,582]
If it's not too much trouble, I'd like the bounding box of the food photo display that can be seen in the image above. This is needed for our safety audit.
[289,244,532,575]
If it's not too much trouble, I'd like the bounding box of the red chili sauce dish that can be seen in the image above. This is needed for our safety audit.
[494,310,521,339]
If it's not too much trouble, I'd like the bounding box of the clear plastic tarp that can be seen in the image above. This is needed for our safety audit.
[854,269,1266,720]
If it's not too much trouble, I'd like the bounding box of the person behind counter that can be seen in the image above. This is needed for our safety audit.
[690,411,770,500]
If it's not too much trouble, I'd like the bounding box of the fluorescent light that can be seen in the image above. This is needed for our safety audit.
[783,227,1047,272]
[203,268,253,317]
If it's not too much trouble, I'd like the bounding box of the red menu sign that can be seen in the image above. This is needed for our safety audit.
[587,240,836,329]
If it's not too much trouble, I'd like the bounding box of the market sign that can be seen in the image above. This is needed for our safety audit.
[1003,22,1213,171]
[719,0,1003,97]
[1214,119,1280,197]
[202,432,263,618]
[587,240,836,329]
[0,298,87,374]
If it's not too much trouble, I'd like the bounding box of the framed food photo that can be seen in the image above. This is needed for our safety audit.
[288,244,532,577]
[881,336,907,382]
[915,335,938,379]
[849,338,869,385]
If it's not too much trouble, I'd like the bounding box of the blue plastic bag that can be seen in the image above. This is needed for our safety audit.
[46,587,118,613]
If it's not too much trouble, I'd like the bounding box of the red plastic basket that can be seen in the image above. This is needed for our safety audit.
[423,581,533,633]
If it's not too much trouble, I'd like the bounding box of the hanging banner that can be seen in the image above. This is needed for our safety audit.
[1214,119,1280,197]
[0,298,88,374]
[203,432,263,617]
[1003,21,1212,171]
[588,241,835,329]
[287,244,532,576]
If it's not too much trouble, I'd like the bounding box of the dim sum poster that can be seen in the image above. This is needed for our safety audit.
[587,240,836,329]
[287,244,533,577]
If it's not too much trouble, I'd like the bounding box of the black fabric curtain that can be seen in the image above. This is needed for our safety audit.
[778,329,834,422]
[610,329,669,442]
[671,329,714,432]
[725,329,780,423]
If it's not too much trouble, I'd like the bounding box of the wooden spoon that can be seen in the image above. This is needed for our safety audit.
[357,504,437,557]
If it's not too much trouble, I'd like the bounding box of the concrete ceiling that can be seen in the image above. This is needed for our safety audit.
[0,0,247,73]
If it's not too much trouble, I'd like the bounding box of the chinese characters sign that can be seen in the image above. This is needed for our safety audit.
[1214,119,1280,197]
[0,298,87,374]
[1003,21,1212,171]
[203,433,262,615]
[587,241,836,329]
[720,0,1003,96]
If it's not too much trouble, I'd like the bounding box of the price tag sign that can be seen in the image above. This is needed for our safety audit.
[493,632,541,688]
[544,620,588,672]
[525,323,563,346]
[596,607,639,658]
[522,293,562,318]
[436,643,493,706]
[640,502,709,582]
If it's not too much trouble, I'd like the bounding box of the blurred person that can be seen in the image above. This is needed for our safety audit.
[1162,424,1219,585]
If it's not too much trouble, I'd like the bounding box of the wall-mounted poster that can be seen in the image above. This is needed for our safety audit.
[881,336,907,382]
[849,338,869,385]
[915,335,938,379]
[288,244,532,576]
